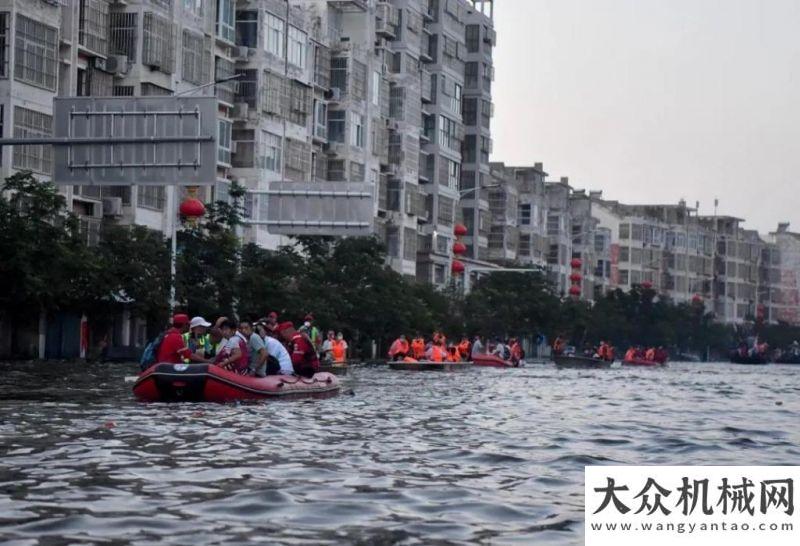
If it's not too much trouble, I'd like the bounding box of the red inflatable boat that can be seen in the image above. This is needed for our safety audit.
[622,357,666,367]
[133,363,340,403]
[472,354,517,368]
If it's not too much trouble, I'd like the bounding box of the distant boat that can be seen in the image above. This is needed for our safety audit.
[553,355,614,369]
[729,351,769,365]
[622,357,666,367]
[472,354,517,368]
[388,361,473,371]
[774,352,800,365]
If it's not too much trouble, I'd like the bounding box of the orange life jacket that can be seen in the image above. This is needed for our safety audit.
[645,348,655,361]
[430,345,446,362]
[446,347,460,362]
[457,340,470,359]
[411,338,426,359]
[331,339,346,363]
[389,338,409,358]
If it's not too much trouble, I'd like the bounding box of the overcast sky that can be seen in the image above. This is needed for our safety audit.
[491,0,800,233]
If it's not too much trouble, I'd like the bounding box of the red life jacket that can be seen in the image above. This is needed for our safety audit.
[291,333,320,377]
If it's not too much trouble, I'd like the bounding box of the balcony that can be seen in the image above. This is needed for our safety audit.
[376,3,399,38]
[327,0,368,12]
[420,69,433,103]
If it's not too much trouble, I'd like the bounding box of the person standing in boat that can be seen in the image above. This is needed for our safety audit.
[426,338,448,362]
[388,335,410,361]
[277,322,320,378]
[457,336,471,361]
[331,332,348,364]
[471,335,484,358]
[321,330,337,363]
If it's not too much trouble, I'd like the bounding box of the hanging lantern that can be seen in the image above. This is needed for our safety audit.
[641,280,653,290]
[454,224,468,237]
[452,241,467,255]
[570,258,582,269]
[569,273,582,283]
[692,294,703,304]
[569,285,581,296]
[179,186,206,221]
[451,260,465,274]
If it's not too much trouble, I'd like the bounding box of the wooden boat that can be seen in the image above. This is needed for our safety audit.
[622,357,667,367]
[472,354,517,368]
[729,352,769,365]
[388,360,473,371]
[553,355,614,369]
[319,363,348,375]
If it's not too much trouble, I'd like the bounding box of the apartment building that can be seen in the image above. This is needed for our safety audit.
[768,223,800,325]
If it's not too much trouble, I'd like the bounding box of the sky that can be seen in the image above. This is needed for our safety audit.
[491,0,800,233]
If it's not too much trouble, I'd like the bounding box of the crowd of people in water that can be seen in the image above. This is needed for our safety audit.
[386,333,525,365]
[145,312,347,378]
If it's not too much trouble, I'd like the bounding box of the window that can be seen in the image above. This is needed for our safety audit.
[286,80,310,126]
[350,161,365,182]
[287,26,307,69]
[313,99,327,139]
[215,56,235,104]
[436,234,450,254]
[138,186,165,210]
[261,71,283,114]
[451,83,462,114]
[12,107,52,174]
[217,119,232,165]
[260,131,281,172]
[620,247,630,262]
[462,134,476,163]
[284,138,310,182]
[619,223,630,240]
[437,196,454,226]
[328,159,345,181]
[143,12,175,73]
[14,15,58,90]
[547,214,560,236]
[519,203,531,225]
[0,14,7,78]
[182,30,209,85]
[352,60,367,100]
[463,98,477,126]
[480,136,491,162]
[466,24,480,52]
[328,110,345,142]
[372,71,381,106]
[264,11,285,57]
[386,226,400,258]
[110,12,137,60]
[404,228,417,260]
[217,0,235,43]
[481,99,492,128]
[350,112,364,148]
[183,0,203,16]
[445,159,459,190]
[314,45,330,88]
[465,61,478,89]
[438,115,459,151]
[331,57,347,96]
[434,264,446,285]
[619,269,629,285]
[236,10,257,48]
[79,0,110,56]
[141,82,172,96]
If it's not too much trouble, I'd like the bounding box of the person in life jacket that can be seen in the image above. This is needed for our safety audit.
[446,345,461,362]
[262,311,279,338]
[214,319,250,375]
[457,336,471,361]
[654,346,668,364]
[426,340,448,362]
[624,347,636,361]
[411,335,426,360]
[331,332,348,364]
[183,316,213,362]
[645,347,656,361]
[553,336,565,356]
[388,335,410,360]
[300,314,322,354]
[155,314,196,364]
[595,341,611,361]
[510,338,523,365]
[278,321,320,378]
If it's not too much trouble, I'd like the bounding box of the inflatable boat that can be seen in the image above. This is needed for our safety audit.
[622,357,666,367]
[133,363,340,402]
[553,355,614,369]
[729,352,769,365]
[388,360,473,371]
[472,354,517,368]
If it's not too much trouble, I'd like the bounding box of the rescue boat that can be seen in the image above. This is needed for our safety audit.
[729,352,769,365]
[622,357,667,367]
[553,355,614,369]
[133,363,340,402]
[388,360,473,371]
[472,354,517,368]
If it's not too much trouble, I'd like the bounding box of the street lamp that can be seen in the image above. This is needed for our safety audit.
[458,183,501,200]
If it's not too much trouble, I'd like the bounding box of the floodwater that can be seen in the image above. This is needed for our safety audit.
[1,361,799,545]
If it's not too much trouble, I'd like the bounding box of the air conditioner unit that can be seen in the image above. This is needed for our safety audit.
[92,202,104,219]
[103,197,124,217]
[230,141,238,155]
[484,28,497,45]
[93,56,109,72]
[233,46,249,60]
[329,87,341,101]
[105,55,129,76]
[232,102,249,119]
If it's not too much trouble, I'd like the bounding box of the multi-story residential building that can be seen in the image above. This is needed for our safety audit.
[768,223,800,325]
[543,178,573,295]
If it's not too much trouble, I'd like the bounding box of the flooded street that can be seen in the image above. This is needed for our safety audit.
[1,361,799,545]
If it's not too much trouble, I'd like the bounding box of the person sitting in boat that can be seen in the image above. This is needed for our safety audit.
[321,330,337,363]
[411,334,426,360]
[262,311,279,338]
[471,335,485,358]
[214,320,250,375]
[331,332,348,364]
[654,346,668,364]
[645,347,656,361]
[457,336,471,361]
[446,345,461,362]
[240,320,268,376]
[182,316,213,362]
[426,340,448,362]
[388,335,410,361]
[510,338,524,365]
[156,314,201,364]
[492,338,508,360]
[595,341,612,361]
[624,347,636,361]
[278,322,320,378]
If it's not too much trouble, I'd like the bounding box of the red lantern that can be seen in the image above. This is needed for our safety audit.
[570,258,582,269]
[692,294,703,304]
[569,285,581,296]
[454,224,468,237]
[641,281,653,290]
[179,198,206,218]
[451,260,465,274]
[569,273,582,283]
[452,241,467,255]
